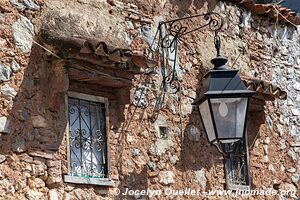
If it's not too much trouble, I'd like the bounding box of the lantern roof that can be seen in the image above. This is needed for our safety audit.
[193,56,255,105]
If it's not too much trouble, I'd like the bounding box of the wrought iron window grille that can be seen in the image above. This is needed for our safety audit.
[224,138,251,190]
[68,97,108,178]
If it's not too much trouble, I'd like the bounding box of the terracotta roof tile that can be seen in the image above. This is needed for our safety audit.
[224,0,300,26]
[241,76,287,100]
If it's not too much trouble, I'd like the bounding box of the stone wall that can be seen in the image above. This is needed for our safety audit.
[0,0,299,199]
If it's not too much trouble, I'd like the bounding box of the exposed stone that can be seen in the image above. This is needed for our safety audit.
[29,151,53,159]
[148,139,173,156]
[159,171,175,185]
[268,164,275,173]
[1,84,17,98]
[133,87,148,108]
[140,25,154,46]
[169,154,178,165]
[291,173,299,184]
[291,108,300,116]
[12,136,26,153]
[31,164,47,177]
[26,189,43,200]
[31,115,48,128]
[276,124,285,136]
[11,60,21,72]
[131,148,140,157]
[34,178,45,188]
[266,116,273,130]
[46,160,62,186]
[288,149,297,162]
[194,168,206,189]
[294,82,300,91]
[287,167,296,173]
[0,155,6,163]
[0,117,10,134]
[49,189,59,200]
[187,125,201,142]
[279,139,286,150]
[12,15,34,53]
[147,161,156,171]
[10,0,40,10]
[15,180,26,191]
[0,64,12,82]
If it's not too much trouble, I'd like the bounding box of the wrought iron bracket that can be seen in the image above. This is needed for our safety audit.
[149,12,224,114]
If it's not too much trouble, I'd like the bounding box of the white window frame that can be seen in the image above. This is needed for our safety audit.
[63,91,114,186]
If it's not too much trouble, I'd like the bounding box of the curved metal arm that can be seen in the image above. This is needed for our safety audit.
[149,12,224,115]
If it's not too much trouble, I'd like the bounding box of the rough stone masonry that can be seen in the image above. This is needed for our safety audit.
[0,0,299,199]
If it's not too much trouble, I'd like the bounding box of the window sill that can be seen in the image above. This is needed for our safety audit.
[64,175,114,187]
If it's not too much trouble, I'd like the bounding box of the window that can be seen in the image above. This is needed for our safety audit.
[64,92,114,186]
[224,138,251,190]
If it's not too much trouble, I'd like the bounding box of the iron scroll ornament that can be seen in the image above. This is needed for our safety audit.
[149,12,223,112]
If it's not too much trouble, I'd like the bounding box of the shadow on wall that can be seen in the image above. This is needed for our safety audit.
[0,36,133,194]
[0,42,68,189]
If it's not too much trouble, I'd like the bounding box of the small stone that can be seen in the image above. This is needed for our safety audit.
[169,154,178,165]
[159,171,175,185]
[11,60,21,72]
[131,148,140,157]
[288,149,297,162]
[0,116,10,134]
[12,15,34,53]
[34,178,45,188]
[31,115,48,128]
[26,189,43,200]
[49,189,59,200]
[276,124,285,136]
[1,84,17,98]
[192,58,198,65]
[287,167,296,173]
[262,155,269,163]
[141,25,154,46]
[291,108,300,116]
[184,63,192,72]
[147,161,156,171]
[0,154,6,163]
[23,0,40,10]
[0,64,12,82]
[292,173,299,184]
[264,137,270,144]
[266,116,273,130]
[188,125,201,142]
[194,168,206,189]
[263,145,268,155]
[29,151,53,159]
[290,142,300,147]
[279,139,286,150]
[12,136,26,153]
[268,164,275,173]
[294,82,300,91]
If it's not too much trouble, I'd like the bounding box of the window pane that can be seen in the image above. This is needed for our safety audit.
[68,97,107,178]
[210,98,247,143]
[199,100,216,142]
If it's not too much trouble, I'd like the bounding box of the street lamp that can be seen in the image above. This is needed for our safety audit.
[193,35,255,154]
